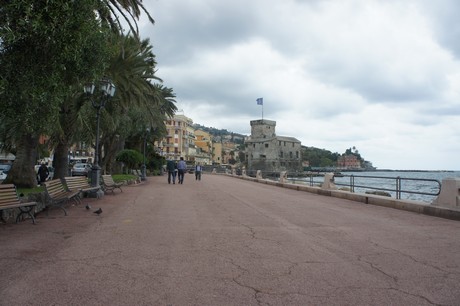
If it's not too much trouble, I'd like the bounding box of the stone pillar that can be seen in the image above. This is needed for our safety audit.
[279,171,287,183]
[212,168,217,174]
[321,173,336,190]
[432,178,460,209]
[256,170,262,179]
[232,169,236,175]
[242,169,247,176]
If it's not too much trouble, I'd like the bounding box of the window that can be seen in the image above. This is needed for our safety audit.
[296,151,299,158]
[280,152,284,158]
[253,144,255,148]
[265,144,269,148]
[284,142,286,146]
[290,152,293,158]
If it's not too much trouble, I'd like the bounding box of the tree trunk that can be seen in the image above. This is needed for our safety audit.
[53,142,70,180]
[102,135,124,174]
[4,134,38,188]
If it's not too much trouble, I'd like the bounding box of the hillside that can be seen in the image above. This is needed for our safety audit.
[193,124,245,144]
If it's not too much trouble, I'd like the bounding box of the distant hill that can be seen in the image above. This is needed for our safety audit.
[193,124,245,144]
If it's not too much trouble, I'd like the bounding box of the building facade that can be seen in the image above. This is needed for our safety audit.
[194,129,213,165]
[244,119,302,173]
[337,154,361,169]
[163,113,194,161]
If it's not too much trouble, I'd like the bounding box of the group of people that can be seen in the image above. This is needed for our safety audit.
[166,157,202,184]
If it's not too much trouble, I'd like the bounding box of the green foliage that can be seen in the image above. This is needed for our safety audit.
[116,149,143,169]
[17,186,45,196]
[345,146,363,160]
[0,0,111,137]
[301,146,340,167]
[112,174,137,182]
[148,154,165,172]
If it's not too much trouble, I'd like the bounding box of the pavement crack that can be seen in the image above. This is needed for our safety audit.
[357,255,399,282]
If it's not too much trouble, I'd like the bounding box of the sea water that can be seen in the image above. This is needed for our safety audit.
[332,171,460,203]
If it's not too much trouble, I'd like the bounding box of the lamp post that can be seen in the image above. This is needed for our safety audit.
[84,78,116,187]
[141,128,150,181]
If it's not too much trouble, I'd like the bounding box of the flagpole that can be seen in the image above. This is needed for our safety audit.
[262,104,264,120]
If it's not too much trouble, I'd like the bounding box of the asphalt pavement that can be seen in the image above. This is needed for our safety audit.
[1,173,460,305]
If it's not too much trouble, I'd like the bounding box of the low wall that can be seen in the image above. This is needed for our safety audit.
[224,173,460,221]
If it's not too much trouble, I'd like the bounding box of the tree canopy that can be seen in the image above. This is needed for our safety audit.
[0,0,176,187]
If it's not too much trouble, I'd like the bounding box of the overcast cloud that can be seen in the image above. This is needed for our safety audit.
[138,0,460,170]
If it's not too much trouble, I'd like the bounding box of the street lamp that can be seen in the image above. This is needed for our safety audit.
[141,128,150,181]
[84,78,116,187]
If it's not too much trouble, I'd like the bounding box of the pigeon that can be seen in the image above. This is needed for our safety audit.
[85,204,91,210]
[93,208,102,215]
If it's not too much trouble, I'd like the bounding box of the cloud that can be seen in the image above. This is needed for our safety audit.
[137,0,460,170]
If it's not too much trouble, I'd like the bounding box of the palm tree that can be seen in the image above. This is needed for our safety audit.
[98,36,177,173]
[97,0,155,37]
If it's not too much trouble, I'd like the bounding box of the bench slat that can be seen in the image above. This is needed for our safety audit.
[0,184,37,224]
[44,180,82,215]
[101,175,123,194]
[63,176,100,198]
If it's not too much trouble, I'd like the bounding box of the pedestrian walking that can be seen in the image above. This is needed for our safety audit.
[166,159,177,184]
[195,163,202,180]
[177,157,187,184]
[37,163,49,184]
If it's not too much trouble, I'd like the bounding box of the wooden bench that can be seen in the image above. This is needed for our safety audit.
[0,184,37,224]
[43,179,81,215]
[63,176,101,198]
[101,175,123,194]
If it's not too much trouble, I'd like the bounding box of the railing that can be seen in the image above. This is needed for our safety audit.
[204,169,443,201]
[335,174,441,199]
[287,173,441,200]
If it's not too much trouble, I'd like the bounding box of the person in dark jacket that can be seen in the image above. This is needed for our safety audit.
[166,159,177,184]
[195,163,202,181]
[37,163,49,184]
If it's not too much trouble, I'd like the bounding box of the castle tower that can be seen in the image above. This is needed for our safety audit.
[245,119,302,175]
[250,119,276,139]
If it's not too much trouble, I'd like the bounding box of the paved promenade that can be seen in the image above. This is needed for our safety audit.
[1,174,460,305]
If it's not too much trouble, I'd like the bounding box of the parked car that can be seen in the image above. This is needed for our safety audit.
[0,164,12,181]
[0,163,11,174]
[71,163,92,177]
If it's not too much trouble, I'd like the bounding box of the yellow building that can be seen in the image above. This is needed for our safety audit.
[212,142,222,165]
[163,113,194,161]
[194,129,213,165]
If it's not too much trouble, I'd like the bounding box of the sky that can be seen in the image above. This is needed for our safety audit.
[137,0,460,171]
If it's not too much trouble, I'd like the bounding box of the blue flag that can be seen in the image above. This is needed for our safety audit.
[256,97,263,105]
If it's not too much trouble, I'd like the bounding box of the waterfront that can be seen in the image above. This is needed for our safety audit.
[295,171,460,203]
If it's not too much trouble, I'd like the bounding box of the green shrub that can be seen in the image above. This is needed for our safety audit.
[116,149,143,172]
